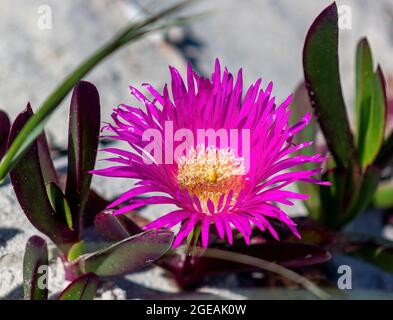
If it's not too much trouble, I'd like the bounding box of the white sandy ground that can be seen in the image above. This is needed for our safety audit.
[2,0,393,299]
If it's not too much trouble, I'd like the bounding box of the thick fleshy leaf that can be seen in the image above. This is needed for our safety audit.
[67,241,85,262]
[23,236,48,300]
[0,110,11,160]
[319,164,379,229]
[46,182,73,230]
[58,273,98,300]
[319,167,353,229]
[159,242,331,288]
[8,105,77,251]
[74,229,173,276]
[83,189,111,227]
[37,132,58,185]
[358,65,386,168]
[94,210,142,241]
[341,165,380,226]
[66,81,100,233]
[303,2,356,169]
[355,38,374,143]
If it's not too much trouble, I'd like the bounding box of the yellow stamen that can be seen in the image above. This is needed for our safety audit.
[177,145,245,213]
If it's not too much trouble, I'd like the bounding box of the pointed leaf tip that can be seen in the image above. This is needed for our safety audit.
[303,1,356,169]
[23,235,48,300]
[94,210,142,241]
[66,81,101,233]
[75,229,174,276]
[58,272,99,300]
[9,105,77,250]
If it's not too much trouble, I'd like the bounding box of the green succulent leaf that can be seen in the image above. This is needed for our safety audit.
[94,210,142,241]
[303,2,356,169]
[319,167,352,229]
[23,236,48,300]
[46,182,73,230]
[36,132,58,185]
[58,272,99,300]
[75,229,173,277]
[8,105,77,251]
[341,165,380,226]
[357,63,386,169]
[67,241,85,263]
[65,81,100,233]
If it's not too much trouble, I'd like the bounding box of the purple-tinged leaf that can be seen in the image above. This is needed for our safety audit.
[74,229,173,276]
[83,189,111,228]
[355,38,374,138]
[287,218,340,247]
[67,240,85,262]
[58,272,98,300]
[319,167,353,229]
[94,210,142,241]
[160,242,331,288]
[0,110,10,160]
[46,182,73,230]
[65,81,100,234]
[9,104,77,251]
[303,2,356,169]
[37,132,58,185]
[23,236,48,300]
[384,75,393,135]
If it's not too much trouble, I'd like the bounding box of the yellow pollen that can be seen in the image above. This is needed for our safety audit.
[177,146,245,213]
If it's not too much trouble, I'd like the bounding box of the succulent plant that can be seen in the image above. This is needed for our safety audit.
[290,2,387,229]
[23,235,99,300]
[8,81,174,286]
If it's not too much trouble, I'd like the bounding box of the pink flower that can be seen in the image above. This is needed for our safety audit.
[94,59,329,248]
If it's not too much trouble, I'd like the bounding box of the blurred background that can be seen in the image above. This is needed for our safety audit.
[2,0,393,146]
[2,0,393,299]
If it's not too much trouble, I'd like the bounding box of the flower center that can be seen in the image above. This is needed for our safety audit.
[177,145,245,213]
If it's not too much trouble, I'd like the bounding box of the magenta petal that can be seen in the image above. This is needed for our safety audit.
[144,210,190,230]
[213,215,225,240]
[201,217,211,247]
[172,215,199,248]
